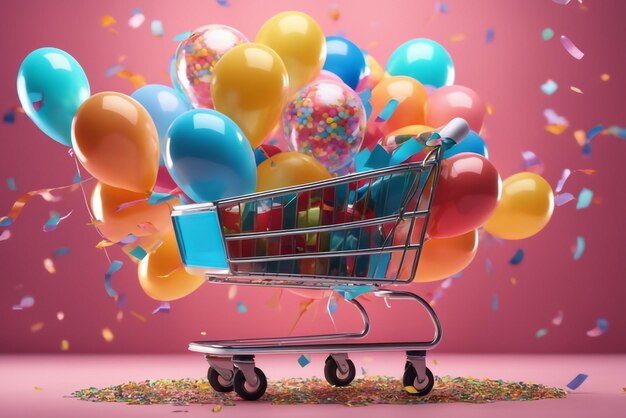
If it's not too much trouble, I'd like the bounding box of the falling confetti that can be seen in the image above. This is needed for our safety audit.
[3,109,16,124]
[329,4,340,21]
[600,73,610,81]
[31,322,44,333]
[448,34,465,42]
[7,177,16,191]
[435,2,448,13]
[555,193,575,206]
[151,20,164,37]
[236,302,247,314]
[297,354,311,368]
[57,312,65,321]
[0,230,11,241]
[130,311,147,322]
[216,0,229,6]
[552,0,571,4]
[491,294,498,312]
[376,99,399,122]
[542,28,554,41]
[552,311,564,326]
[565,373,588,390]
[560,35,584,60]
[509,249,524,265]
[586,318,608,337]
[105,65,124,77]
[43,210,72,232]
[54,247,71,257]
[104,260,124,298]
[333,285,374,300]
[43,258,55,274]
[173,31,192,41]
[521,150,543,173]
[61,340,70,351]
[128,10,145,29]
[100,15,117,28]
[510,277,517,285]
[535,328,549,338]
[541,79,558,95]
[129,246,148,260]
[228,285,237,300]
[576,188,593,209]
[152,302,171,314]
[212,405,222,412]
[116,70,147,89]
[12,295,35,310]
[485,28,494,44]
[572,236,585,260]
[570,86,583,94]
[102,328,114,343]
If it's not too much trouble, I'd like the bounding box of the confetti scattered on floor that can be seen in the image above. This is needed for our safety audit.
[72,376,566,406]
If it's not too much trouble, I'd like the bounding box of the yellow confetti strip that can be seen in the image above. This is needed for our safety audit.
[31,322,45,333]
[449,34,465,42]
[212,405,222,412]
[433,359,439,365]
[486,103,495,115]
[510,277,517,285]
[43,258,55,274]
[116,70,147,89]
[404,385,418,394]
[96,240,117,248]
[57,311,64,321]
[570,86,583,94]
[130,311,147,322]
[601,73,610,81]
[100,15,116,27]
[34,386,42,391]
[61,339,70,351]
[574,129,586,146]
[329,5,340,21]
[545,124,568,135]
[102,328,114,343]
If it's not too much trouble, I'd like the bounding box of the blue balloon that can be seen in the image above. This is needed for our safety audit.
[17,47,90,146]
[131,84,190,165]
[386,39,454,88]
[166,109,257,202]
[323,36,366,90]
[443,130,489,159]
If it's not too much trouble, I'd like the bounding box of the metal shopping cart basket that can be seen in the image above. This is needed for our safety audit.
[172,119,469,400]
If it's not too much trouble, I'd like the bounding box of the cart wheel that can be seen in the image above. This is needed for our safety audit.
[403,362,434,396]
[324,356,356,387]
[208,367,234,393]
[233,367,267,401]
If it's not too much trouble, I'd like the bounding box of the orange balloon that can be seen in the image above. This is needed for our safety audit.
[413,229,478,282]
[256,152,331,191]
[72,92,159,194]
[138,231,205,301]
[91,182,178,243]
[369,76,428,136]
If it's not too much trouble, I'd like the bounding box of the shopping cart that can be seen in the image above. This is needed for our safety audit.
[172,119,469,400]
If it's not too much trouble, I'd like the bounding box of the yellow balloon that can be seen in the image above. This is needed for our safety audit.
[138,232,205,301]
[256,11,326,94]
[256,152,331,192]
[484,172,554,240]
[211,43,288,148]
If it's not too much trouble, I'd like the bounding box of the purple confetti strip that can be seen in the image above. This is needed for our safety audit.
[565,373,588,390]
[0,230,11,241]
[555,193,575,207]
[43,211,72,232]
[116,294,128,310]
[555,168,572,193]
[485,28,494,44]
[509,248,524,265]
[216,0,229,6]
[12,295,35,310]
[543,108,568,126]
[560,35,584,60]
[485,257,492,274]
[3,109,16,124]
[152,302,171,314]
[129,246,148,260]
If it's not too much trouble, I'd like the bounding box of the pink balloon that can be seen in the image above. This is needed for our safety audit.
[425,85,486,132]
[154,165,179,193]
[316,69,343,83]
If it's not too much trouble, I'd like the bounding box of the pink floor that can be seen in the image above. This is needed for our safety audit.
[2,353,624,418]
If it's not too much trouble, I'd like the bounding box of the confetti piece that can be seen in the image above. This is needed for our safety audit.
[572,236,585,260]
[509,248,524,265]
[129,246,148,260]
[288,299,315,335]
[116,70,147,89]
[130,311,147,322]
[552,310,564,326]
[449,34,465,42]
[12,295,34,310]
[358,88,373,120]
[0,230,11,241]
[375,99,399,122]
[216,0,229,6]
[600,73,610,81]
[54,246,71,257]
[327,294,338,315]
[485,28,494,44]
[43,258,56,274]
[3,109,16,124]
[212,405,222,412]
[0,186,68,227]
[566,373,588,390]
[57,312,64,321]
[43,210,72,232]
[544,108,568,126]
[200,331,207,336]
[485,258,492,274]
[237,302,247,314]
[173,31,192,41]
[570,86,583,94]
[435,2,449,13]
[541,79,558,95]
[100,15,117,28]
[521,150,543,173]
[333,285,374,300]
[576,188,593,209]
[555,193,575,206]
[329,4,340,21]
[545,124,568,135]
[105,65,124,77]
[61,339,70,351]
[228,285,237,300]
[555,169,572,193]
[491,294,498,312]
[510,277,517,285]
[148,192,175,205]
[105,260,124,298]
[34,386,42,391]
[552,0,571,4]
[542,28,554,41]
[152,302,171,314]
[128,11,145,29]
[486,103,495,115]
[297,354,311,368]
[7,177,16,191]
[605,125,626,139]
[535,328,549,338]
[586,124,604,140]
[31,322,44,333]
[586,318,608,337]
[116,294,128,310]
[560,35,584,60]
[102,328,114,343]
[404,385,418,394]
[151,20,164,37]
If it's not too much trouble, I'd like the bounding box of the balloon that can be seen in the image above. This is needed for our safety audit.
[131,84,190,163]
[138,231,205,301]
[165,109,257,203]
[283,80,366,173]
[211,43,288,148]
[484,172,554,240]
[386,38,454,88]
[414,229,478,282]
[428,153,501,238]
[90,182,177,243]
[357,51,386,91]
[256,152,331,192]
[316,69,343,83]
[72,92,159,194]
[443,130,489,159]
[173,25,248,108]
[425,85,486,133]
[17,47,90,146]
[256,11,326,94]
[322,36,367,90]
[369,76,428,136]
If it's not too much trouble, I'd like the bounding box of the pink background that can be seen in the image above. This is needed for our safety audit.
[1,0,624,354]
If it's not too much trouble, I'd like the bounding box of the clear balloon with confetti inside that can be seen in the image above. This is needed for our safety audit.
[283,80,366,174]
[172,25,248,108]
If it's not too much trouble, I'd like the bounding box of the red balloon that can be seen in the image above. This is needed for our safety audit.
[425,85,486,133]
[427,153,501,238]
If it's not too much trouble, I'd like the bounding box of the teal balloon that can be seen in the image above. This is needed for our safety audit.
[17,48,90,146]
[443,130,489,159]
[323,36,366,90]
[386,39,454,88]
[131,84,190,165]
[165,109,257,202]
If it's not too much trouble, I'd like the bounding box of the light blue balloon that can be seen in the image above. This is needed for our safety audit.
[443,130,489,159]
[165,109,257,203]
[386,39,454,88]
[323,36,366,90]
[17,47,90,146]
[131,84,190,165]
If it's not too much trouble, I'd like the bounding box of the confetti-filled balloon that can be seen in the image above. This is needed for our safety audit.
[172,25,248,108]
[283,80,366,173]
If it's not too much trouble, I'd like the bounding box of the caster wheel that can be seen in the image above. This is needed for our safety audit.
[208,367,234,393]
[403,362,434,396]
[324,356,356,387]
[233,367,267,401]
